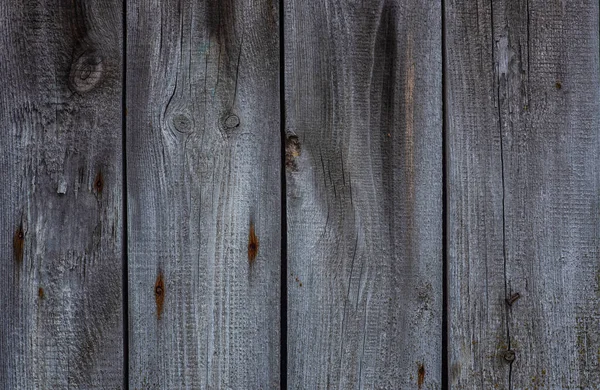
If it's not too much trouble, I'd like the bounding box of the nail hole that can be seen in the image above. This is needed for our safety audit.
[13,224,24,263]
[155,272,165,319]
[506,292,521,306]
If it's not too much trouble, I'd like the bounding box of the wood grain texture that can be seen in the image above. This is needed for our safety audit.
[0,0,124,388]
[126,0,281,388]
[285,0,443,388]
[446,0,600,388]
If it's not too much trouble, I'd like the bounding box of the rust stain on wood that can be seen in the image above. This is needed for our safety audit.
[13,224,24,263]
[94,171,104,193]
[38,287,45,299]
[248,222,259,263]
[417,364,425,389]
[155,272,165,319]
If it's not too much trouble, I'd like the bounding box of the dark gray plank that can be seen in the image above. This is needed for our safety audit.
[446,0,600,387]
[285,1,443,388]
[126,0,280,388]
[0,0,124,388]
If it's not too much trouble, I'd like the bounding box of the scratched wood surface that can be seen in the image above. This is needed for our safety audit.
[284,0,443,388]
[126,0,281,388]
[0,0,124,388]
[446,0,600,388]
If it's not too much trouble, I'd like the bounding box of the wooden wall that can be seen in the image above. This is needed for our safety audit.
[0,0,597,388]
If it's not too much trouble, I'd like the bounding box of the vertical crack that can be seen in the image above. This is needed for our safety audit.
[122,0,129,388]
[279,0,288,387]
[441,0,449,388]
[489,0,513,388]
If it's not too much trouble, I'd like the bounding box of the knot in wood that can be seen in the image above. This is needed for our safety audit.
[69,51,104,93]
[224,114,240,129]
[172,113,193,133]
[503,350,516,362]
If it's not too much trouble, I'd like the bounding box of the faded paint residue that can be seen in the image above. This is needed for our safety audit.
[155,272,165,319]
[285,135,301,171]
[418,364,425,388]
[248,222,259,263]
[451,362,461,382]
[13,224,24,263]
[94,171,104,193]
[497,36,509,77]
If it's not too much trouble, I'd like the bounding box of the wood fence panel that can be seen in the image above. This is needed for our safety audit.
[0,0,124,388]
[284,0,443,388]
[446,0,600,387]
[127,0,281,388]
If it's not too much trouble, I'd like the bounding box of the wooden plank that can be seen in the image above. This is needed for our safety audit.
[446,0,600,387]
[0,0,124,388]
[285,1,443,388]
[126,0,281,388]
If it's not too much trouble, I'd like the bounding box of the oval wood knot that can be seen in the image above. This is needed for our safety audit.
[224,114,240,129]
[172,113,193,133]
[503,350,516,362]
[69,51,104,93]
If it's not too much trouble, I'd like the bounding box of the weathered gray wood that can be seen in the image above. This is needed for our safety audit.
[285,1,443,388]
[446,0,600,388]
[0,0,124,388]
[126,0,280,388]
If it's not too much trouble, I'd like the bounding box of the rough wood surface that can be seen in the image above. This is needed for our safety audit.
[0,0,124,388]
[284,0,443,388]
[446,0,600,388]
[126,0,281,388]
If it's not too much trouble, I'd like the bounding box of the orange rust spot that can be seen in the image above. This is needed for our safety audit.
[248,222,259,263]
[418,364,425,389]
[94,171,104,193]
[154,272,165,319]
[38,287,45,299]
[13,224,24,263]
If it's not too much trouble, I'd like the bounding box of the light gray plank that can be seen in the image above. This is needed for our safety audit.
[126,0,281,388]
[285,0,443,388]
[0,0,124,388]
[446,0,600,388]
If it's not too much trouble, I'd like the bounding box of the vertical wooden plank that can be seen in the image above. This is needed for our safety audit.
[285,1,442,388]
[127,0,280,388]
[446,0,600,387]
[0,0,123,388]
